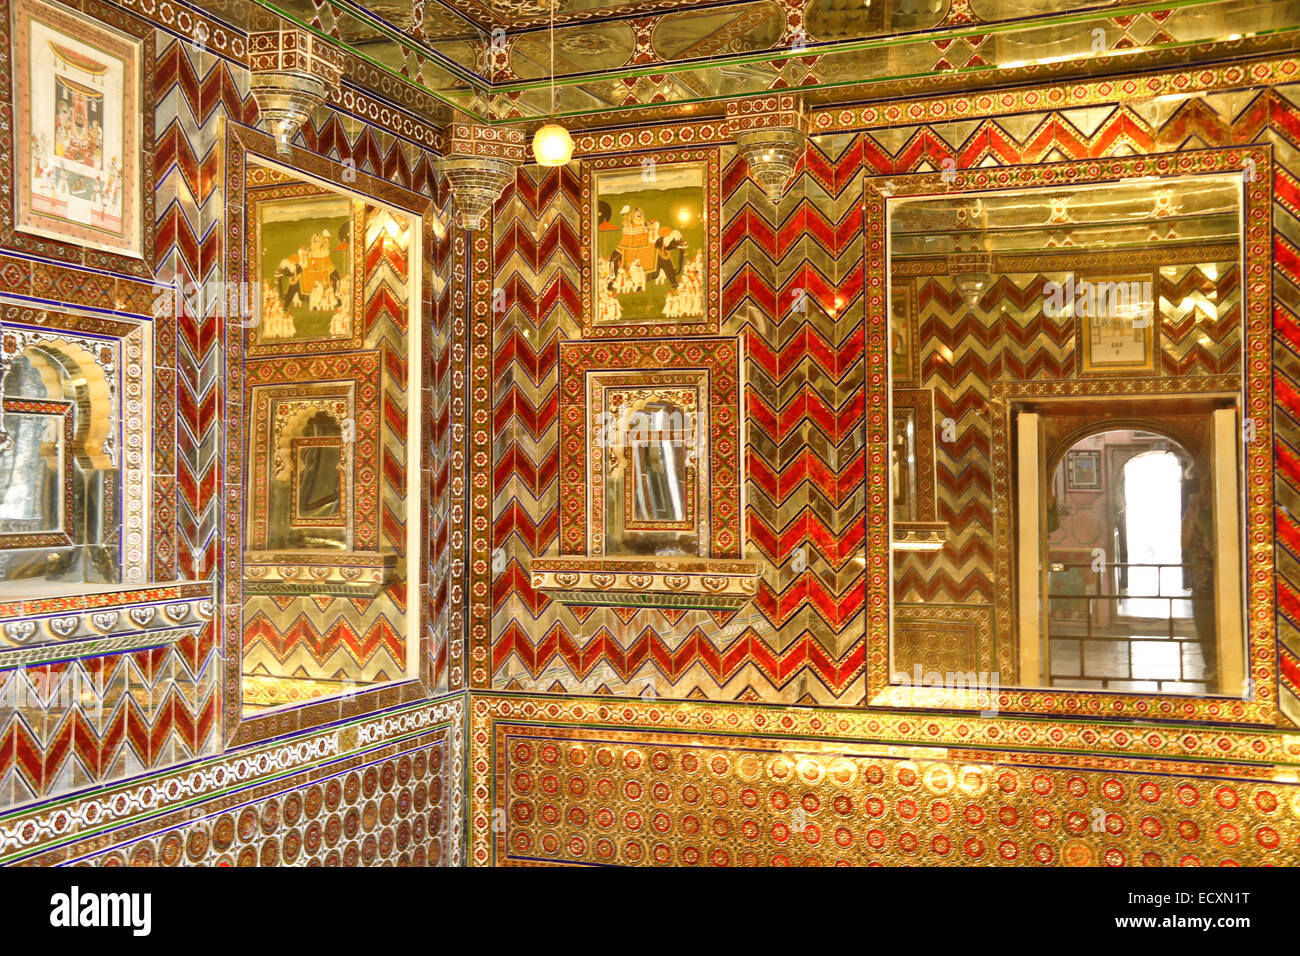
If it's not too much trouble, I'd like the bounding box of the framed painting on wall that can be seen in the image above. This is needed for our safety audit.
[1065,449,1102,491]
[246,182,365,356]
[1076,272,1158,375]
[9,0,146,261]
[580,149,721,338]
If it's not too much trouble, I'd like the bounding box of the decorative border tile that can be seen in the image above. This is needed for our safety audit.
[0,693,463,864]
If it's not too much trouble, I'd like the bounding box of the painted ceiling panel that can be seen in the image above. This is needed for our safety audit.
[509,21,638,80]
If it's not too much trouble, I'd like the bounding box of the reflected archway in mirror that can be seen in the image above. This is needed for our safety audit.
[1045,429,1220,695]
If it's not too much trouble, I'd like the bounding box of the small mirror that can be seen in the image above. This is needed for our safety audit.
[599,386,703,557]
[891,407,917,523]
[531,337,759,612]
[292,433,344,526]
[263,407,348,551]
[629,400,691,525]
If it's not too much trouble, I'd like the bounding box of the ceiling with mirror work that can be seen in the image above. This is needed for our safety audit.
[239,0,1300,129]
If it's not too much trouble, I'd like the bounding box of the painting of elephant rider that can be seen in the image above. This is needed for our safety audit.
[250,188,362,350]
[593,162,706,325]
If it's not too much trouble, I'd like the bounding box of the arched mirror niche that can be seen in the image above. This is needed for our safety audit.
[0,324,145,594]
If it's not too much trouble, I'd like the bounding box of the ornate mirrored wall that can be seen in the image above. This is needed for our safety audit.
[0,310,149,595]
[875,148,1274,722]
[237,157,422,715]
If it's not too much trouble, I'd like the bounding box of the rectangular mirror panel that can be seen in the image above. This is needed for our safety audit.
[238,159,420,714]
[887,171,1247,699]
[0,328,130,593]
[597,379,705,558]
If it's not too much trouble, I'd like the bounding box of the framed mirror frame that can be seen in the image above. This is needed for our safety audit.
[0,305,150,587]
[221,124,440,747]
[866,145,1276,725]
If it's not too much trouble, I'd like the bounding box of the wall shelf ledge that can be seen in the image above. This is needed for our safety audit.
[529,556,762,611]
[242,551,397,597]
[0,581,214,667]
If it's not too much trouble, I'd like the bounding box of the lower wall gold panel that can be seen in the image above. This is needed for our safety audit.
[470,695,1300,866]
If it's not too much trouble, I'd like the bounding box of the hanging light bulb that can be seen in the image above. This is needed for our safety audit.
[531,0,573,166]
[532,123,573,167]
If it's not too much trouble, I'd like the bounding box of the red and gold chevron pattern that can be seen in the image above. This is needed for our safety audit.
[425,181,460,693]
[486,136,869,702]
[481,87,1300,722]
[0,643,219,806]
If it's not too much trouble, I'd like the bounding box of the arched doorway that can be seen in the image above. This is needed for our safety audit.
[1044,428,1216,694]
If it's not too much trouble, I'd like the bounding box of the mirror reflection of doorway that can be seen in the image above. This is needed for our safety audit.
[1045,429,1217,694]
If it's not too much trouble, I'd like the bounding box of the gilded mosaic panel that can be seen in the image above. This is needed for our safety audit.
[471,694,1300,867]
